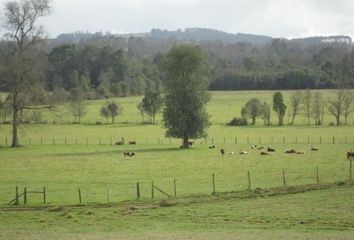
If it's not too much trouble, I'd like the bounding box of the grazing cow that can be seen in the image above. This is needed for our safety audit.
[220,149,225,156]
[267,147,276,152]
[123,152,135,157]
[239,150,248,155]
[347,152,354,159]
[209,144,216,149]
[285,149,297,154]
[296,150,305,155]
[128,141,136,145]
[311,147,319,151]
[260,151,270,155]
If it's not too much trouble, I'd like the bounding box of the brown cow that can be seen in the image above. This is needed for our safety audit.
[347,152,354,159]
[220,149,225,156]
[128,141,136,145]
[285,149,297,154]
[296,150,305,155]
[260,151,270,155]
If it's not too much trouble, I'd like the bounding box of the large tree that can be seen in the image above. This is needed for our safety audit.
[162,45,210,148]
[273,91,287,126]
[141,87,163,124]
[243,97,262,125]
[0,0,51,147]
[289,90,302,125]
[328,86,352,126]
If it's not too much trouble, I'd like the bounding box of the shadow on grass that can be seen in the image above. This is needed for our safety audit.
[48,146,190,157]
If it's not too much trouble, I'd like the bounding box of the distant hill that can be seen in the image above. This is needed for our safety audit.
[54,28,353,48]
[150,28,273,46]
[290,36,352,45]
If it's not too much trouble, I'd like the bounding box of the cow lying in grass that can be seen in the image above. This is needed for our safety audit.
[123,152,135,157]
[128,141,136,145]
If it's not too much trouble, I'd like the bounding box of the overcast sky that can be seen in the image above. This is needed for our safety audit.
[2,0,354,39]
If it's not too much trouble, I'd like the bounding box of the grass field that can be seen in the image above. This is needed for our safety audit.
[1,184,354,239]
[1,90,354,239]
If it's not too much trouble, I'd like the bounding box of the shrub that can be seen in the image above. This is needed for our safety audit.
[228,117,248,126]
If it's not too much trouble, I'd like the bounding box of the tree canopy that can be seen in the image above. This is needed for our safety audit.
[162,45,210,148]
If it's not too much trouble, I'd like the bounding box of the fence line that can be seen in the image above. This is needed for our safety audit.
[4,158,353,206]
[1,136,354,147]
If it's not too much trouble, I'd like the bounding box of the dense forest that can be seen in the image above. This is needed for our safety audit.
[1,28,354,100]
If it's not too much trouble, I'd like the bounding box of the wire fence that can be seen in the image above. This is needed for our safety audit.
[2,158,352,206]
[1,135,354,146]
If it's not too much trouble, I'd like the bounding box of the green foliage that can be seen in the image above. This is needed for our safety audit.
[162,45,210,147]
[273,92,287,126]
[141,87,163,124]
[242,97,262,125]
[261,101,271,126]
[228,117,248,126]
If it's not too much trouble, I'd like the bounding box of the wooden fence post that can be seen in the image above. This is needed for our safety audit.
[350,158,352,181]
[259,137,261,144]
[332,136,335,144]
[320,136,322,144]
[151,181,154,199]
[40,137,43,145]
[43,187,46,204]
[78,189,82,204]
[282,170,286,186]
[136,182,140,199]
[174,179,177,197]
[247,171,251,190]
[5,138,8,146]
[15,186,19,205]
[235,137,237,144]
[24,187,27,204]
[316,167,320,184]
[295,136,297,144]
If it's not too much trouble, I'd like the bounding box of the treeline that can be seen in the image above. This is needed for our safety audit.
[1,31,354,98]
[229,88,354,127]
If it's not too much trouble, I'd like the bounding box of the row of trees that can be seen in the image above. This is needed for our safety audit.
[237,87,354,126]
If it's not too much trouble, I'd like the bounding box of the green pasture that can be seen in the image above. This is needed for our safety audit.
[1,90,354,239]
[1,185,354,239]
[2,90,351,126]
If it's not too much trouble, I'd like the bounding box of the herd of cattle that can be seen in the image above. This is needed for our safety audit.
[118,139,354,159]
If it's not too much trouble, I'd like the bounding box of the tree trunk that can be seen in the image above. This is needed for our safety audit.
[290,113,295,125]
[336,116,340,126]
[252,116,256,125]
[11,98,20,147]
[112,116,114,124]
[279,116,284,126]
[182,135,189,148]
